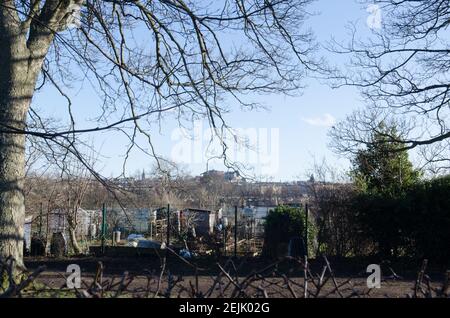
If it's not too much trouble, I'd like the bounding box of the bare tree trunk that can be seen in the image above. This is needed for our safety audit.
[0,36,32,266]
[0,4,53,265]
[0,129,26,266]
[68,227,82,255]
[67,210,82,255]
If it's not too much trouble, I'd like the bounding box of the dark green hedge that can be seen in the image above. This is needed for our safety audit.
[262,205,317,258]
[354,176,450,262]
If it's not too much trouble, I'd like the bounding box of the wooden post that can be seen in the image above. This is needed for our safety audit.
[166,203,170,245]
[179,210,183,234]
[224,226,227,257]
[234,206,238,258]
[304,255,308,298]
[101,203,106,254]
[39,202,43,237]
[305,203,309,258]
[150,216,153,240]
[46,201,50,250]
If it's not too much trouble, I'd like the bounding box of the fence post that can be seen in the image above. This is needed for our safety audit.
[305,203,309,258]
[39,202,43,237]
[234,205,238,258]
[223,225,227,257]
[101,203,106,254]
[167,203,170,245]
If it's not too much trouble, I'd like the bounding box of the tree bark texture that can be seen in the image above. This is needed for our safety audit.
[0,1,62,264]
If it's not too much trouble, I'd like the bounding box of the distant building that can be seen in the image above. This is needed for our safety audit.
[109,177,136,189]
[48,209,101,239]
[181,208,217,236]
[201,170,245,183]
[22,209,100,256]
[107,207,151,234]
[129,208,151,233]
[200,170,225,179]
[224,171,244,183]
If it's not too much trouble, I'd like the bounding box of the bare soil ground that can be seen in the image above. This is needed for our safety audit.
[23,255,449,298]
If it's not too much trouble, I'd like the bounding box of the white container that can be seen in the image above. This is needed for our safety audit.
[113,231,121,244]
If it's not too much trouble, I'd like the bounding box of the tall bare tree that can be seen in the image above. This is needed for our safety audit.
[61,158,92,255]
[0,0,320,264]
[330,0,450,169]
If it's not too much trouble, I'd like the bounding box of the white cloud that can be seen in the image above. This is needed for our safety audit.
[302,113,336,127]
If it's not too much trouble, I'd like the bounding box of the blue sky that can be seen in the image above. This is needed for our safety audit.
[33,1,376,181]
